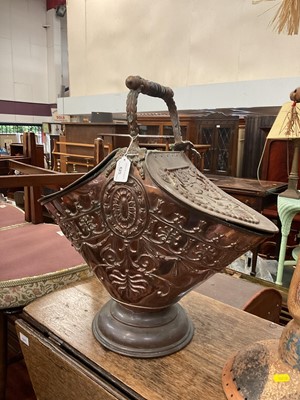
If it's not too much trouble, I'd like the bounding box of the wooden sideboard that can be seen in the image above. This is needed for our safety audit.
[16,277,283,400]
[206,174,287,212]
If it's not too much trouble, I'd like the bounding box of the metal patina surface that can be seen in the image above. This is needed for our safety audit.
[41,76,278,358]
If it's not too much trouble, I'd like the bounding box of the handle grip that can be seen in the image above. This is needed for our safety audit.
[126,76,174,101]
[125,75,182,147]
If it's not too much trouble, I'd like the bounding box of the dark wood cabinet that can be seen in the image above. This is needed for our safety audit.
[196,114,239,176]
[137,112,239,176]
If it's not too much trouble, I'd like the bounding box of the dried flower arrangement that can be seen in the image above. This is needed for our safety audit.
[253,0,300,35]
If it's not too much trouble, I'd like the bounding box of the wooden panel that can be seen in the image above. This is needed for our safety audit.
[16,321,127,400]
[20,277,283,400]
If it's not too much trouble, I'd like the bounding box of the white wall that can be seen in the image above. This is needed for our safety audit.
[0,0,65,123]
[0,0,48,103]
[61,0,300,115]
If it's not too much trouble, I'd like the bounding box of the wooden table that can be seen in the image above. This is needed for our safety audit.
[206,174,287,212]
[16,277,283,400]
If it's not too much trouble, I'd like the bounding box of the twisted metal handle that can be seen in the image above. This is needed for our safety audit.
[125,76,183,149]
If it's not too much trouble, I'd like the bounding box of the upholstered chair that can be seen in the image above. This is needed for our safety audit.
[0,202,92,398]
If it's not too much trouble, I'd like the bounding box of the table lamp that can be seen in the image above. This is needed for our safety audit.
[266,88,300,199]
[265,88,300,285]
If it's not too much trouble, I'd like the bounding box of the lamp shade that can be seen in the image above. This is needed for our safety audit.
[267,101,300,140]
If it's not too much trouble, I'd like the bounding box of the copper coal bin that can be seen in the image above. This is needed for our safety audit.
[40,76,277,358]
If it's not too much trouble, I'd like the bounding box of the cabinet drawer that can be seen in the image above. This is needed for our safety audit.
[230,194,262,211]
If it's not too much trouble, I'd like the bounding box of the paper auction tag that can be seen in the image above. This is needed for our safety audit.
[114,156,131,183]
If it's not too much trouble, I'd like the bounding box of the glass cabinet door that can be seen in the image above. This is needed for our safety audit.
[198,117,238,176]
[215,126,232,174]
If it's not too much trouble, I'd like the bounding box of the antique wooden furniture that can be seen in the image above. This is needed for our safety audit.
[0,131,107,223]
[9,142,44,167]
[196,113,239,176]
[57,111,239,176]
[52,136,111,173]
[134,112,240,176]
[0,201,91,399]
[15,277,283,400]
[0,160,82,224]
[196,272,282,323]
[205,174,287,275]
[0,132,45,223]
[206,174,287,213]
[54,122,129,172]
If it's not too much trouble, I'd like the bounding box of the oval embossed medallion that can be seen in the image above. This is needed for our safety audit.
[102,176,148,239]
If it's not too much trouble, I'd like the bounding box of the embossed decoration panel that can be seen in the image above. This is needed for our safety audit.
[43,149,276,309]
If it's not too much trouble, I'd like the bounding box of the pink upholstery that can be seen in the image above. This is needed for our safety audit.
[0,203,26,229]
[0,223,85,281]
[0,206,92,309]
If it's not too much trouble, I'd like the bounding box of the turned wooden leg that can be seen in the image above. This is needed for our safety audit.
[0,311,8,400]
